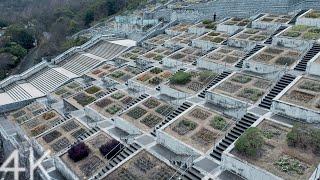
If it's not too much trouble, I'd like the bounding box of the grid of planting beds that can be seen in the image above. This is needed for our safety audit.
[61,132,118,179]
[189,20,217,35]
[222,17,250,27]
[144,34,173,47]
[165,32,201,48]
[165,23,193,36]
[141,47,175,62]
[134,67,173,87]
[230,120,320,180]
[248,46,302,67]
[121,97,175,132]
[87,63,118,80]
[68,85,106,108]
[258,14,293,24]
[107,65,143,83]
[166,47,203,64]
[104,150,177,180]
[197,31,229,44]
[36,118,89,154]
[279,25,320,40]
[280,77,320,112]
[53,81,84,100]
[201,46,246,66]
[168,70,218,95]
[90,90,138,118]
[165,105,234,152]
[21,110,64,137]
[211,73,271,104]
[231,28,272,42]
[119,47,149,61]
[8,102,46,124]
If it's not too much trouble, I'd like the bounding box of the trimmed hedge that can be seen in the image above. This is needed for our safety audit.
[68,142,90,162]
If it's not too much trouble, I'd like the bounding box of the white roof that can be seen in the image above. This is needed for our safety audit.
[110,39,136,47]
[0,93,14,106]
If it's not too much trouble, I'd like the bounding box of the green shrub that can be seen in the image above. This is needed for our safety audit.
[284,31,301,37]
[291,25,309,32]
[170,71,191,85]
[287,123,320,154]
[210,116,227,130]
[202,20,213,24]
[235,127,264,157]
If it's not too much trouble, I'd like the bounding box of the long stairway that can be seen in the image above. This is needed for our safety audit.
[62,54,102,76]
[151,102,193,136]
[235,44,264,68]
[294,43,320,71]
[264,26,287,44]
[259,74,296,109]
[92,143,141,179]
[3,83,33,101]
[210,113,259,161]
[289,9,308,24]
[27,68,69,94]
[198,71,232,98]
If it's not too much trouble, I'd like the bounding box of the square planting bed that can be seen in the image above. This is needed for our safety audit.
[280,25,320,41]
[119,47,149,61]
[121,97,174,132]
[244,46,303,74]
[134,67,172,87]
[8,102,45,124]
[252,14,294,29]
[87,63,118,80]
[163,46,203,67]
[143,33,173,47]
[189,19,217,35]
[297,10,320,27]
[273,77,320,122]
[198,46,246,70]
[165,70,218,95]
[165,32,201,48]
[209,72,271,105]
[107,65,143,83]
[53,81,84,100]
[67,86,106,108]
[61,132,118,179]
[193,31,229,50]
[21,110,64,137]
[165,23,193,36]
[141,46,175,62]
[36,118,89,154]
[228,28,272,49]
[164,105,234,152]
[103,150,177,180]
[227,120,320,180]
[90,90,137,118]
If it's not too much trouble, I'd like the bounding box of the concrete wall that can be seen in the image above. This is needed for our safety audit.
[296,9,320,27]
[271,100,320,123]
[160,84,189,99]
[222,152,282,180]
[197,58,236,73]
[114,117,141,135]
[307,52,320,76]
[227,38,257,51]
[156,130,198,156]
[55,157,80,180]
[272,35,313,51]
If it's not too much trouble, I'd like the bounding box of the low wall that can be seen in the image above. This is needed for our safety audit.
[216,24,243,36]
[114,117,141,135]
[197,58,235,73]
[222,152,282,180]
[160,84,189,99]
[227,39,257,51]
[271,100,320,123]
[272,35,312,51]
[296,10,320,28]
[192,39,218,51]
[307,52,320,76]
[55,157,80,180]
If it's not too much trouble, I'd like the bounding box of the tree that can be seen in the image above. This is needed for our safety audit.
[84,9,94,26]
[235,127,264,157]
[6,25,35,49]
[170,71,192,85]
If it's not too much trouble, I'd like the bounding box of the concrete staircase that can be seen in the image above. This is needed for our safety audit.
[27,68,69,94]
[92,142,141,179]
[86,41,126,59]
[210,113,259,161]
[294,43,320,71]
[264,26,287,44]
[3,83,32,101]
[77,127,100,141]
[61,54,101,76]
[151,101,193,136]
[198,71,232,99]
[235,44,264,68]
[181,166,204,180]
[289,9,309,24]
[259,74,296,109]
[124,94,149,110]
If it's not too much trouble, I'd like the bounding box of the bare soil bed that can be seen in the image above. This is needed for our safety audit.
[231,120,320,180]
[280,77,320,112]
[165,105,234,153]
[104,150,177,180]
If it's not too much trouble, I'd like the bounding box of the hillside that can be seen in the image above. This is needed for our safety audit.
[0,0,147,79]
